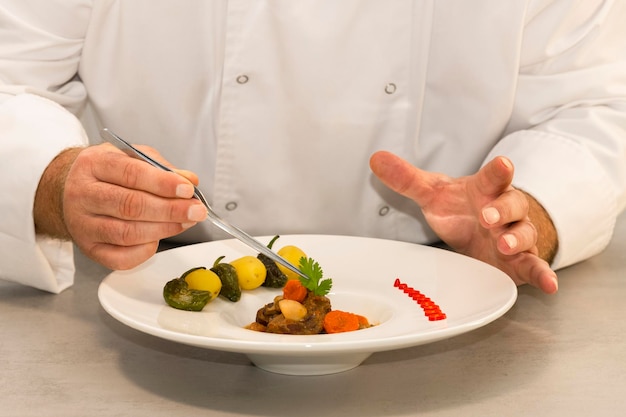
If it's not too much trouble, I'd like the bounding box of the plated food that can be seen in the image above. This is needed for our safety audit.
[246,259,372,335]
[162,236,372,335]
[99,234,518,375]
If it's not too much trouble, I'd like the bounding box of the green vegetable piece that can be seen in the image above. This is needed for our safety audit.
[163,277,210,311]
[211,255,241,302]
[180,266,206,280]
[298,257,333,296]
[258,235,288,288]
[258,253,288,288]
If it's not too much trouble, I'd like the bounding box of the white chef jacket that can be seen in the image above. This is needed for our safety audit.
[1,0,625,293]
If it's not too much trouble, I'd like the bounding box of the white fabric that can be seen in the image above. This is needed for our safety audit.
[0,95,87,292]
[1,0,625,292]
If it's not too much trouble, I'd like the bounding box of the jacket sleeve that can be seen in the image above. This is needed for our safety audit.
[0,1,92,292]
[486,0,626,269]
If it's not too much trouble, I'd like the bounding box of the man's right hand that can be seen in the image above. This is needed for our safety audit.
[34,143,207,270]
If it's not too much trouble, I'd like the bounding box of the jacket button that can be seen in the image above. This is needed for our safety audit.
[236,74,249,84]
[225,201,238,211]
[384,83,397,94]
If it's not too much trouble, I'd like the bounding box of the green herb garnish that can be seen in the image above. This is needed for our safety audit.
[297,257,333,296]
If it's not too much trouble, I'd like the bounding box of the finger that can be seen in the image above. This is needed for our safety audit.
[173,169,200,186]
[537,268,559,294]
[133,146,201,186]
[73,214,195,249]
[87,241,161,270]
[496,220,538,256]
[96,146,196,199]
[481,189,530,228]
[80,182,207,223]
[473,156,514,197]
[510,253,559,294]
[70,215,197,270]
[369,150,440,205]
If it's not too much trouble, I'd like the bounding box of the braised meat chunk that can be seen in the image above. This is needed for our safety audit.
[252,292,332,335]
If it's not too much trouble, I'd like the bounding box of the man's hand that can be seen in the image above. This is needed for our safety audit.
[34,144,207,270]
[369,150,559,294]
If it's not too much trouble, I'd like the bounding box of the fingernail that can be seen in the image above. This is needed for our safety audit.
[503,234,518,249]
[176,183,195,198]
[482,207,500,225]
[181,222,196,229]
[187,204,207,222]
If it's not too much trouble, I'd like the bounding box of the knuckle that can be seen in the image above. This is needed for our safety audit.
[118,192,145,220]
[170,201,191,221]
[522,218,538,240]
[96,219,139,246]
[514,189,531,212]
[117,221,141,246]
[169,204,180,222]
[121,161,142,189]
[515,222,538,252]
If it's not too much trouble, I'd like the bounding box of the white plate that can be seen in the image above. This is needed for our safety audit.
[98,235,517,375]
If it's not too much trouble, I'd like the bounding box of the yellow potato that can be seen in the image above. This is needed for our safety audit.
[276,245,307,280]
[230,256,267,290]
[183,268,222,301]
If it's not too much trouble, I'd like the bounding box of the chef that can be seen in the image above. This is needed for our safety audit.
[1,0,625,294]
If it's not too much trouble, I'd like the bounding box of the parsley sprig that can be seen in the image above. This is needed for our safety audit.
[297,257,333,296]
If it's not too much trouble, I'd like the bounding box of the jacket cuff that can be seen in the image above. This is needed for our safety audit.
[0,93,87,292]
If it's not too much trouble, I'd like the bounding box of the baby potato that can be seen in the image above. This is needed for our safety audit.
[230,256,267,290]
[277,245,307,280]
[183,267,222,301]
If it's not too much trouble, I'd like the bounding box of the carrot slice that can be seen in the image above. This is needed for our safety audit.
[282,279,307,302]
[323,310,360,334]
[356,314,370,329]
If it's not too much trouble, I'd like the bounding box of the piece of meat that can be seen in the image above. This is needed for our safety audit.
[255,300,281,326]
[265,293,331,335]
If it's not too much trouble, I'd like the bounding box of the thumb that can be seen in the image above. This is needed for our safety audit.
[369,150,436,205]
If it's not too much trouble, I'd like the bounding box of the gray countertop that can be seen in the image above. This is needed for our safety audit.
[2,214,625,417]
